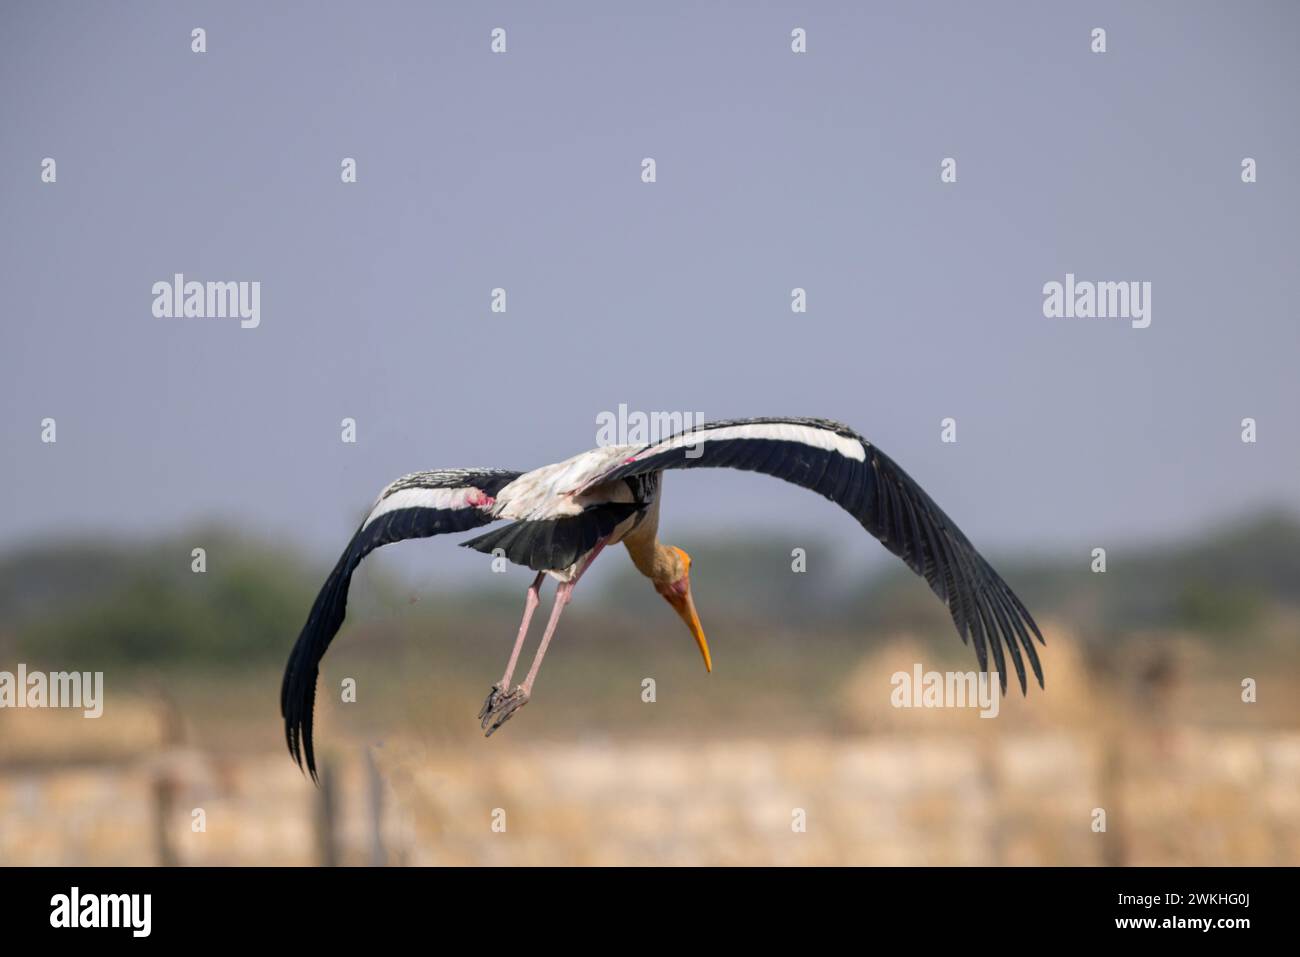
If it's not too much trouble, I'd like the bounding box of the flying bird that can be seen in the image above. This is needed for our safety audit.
[282,416,1044,778]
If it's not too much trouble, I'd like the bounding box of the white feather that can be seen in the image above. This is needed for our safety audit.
[494,446,637,521]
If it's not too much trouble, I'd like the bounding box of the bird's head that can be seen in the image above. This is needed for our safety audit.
[653,546,712,673]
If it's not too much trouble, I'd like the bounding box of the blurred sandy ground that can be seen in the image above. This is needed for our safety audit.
[3,623,1297,866]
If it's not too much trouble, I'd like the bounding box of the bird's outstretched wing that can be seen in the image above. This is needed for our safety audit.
[282,468,521,779]
[580,416,1043,693]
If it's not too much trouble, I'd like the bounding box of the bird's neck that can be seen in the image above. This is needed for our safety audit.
[622,507,679,584]
[626,539,680,584]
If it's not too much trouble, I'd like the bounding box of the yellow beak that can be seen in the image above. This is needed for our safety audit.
[667,586,712,673]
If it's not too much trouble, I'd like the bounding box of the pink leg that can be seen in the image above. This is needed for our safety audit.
[500,572,545,688]
[520,540,605,694]
[521,581,573,694]
[482,542,607,736]
[479,572,544,727]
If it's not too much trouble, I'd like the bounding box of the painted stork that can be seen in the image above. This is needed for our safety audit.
[282,416,1043,777]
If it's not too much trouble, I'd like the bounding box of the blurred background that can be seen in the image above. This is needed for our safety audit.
[2,1,1298,865]
[1,515,1299,864]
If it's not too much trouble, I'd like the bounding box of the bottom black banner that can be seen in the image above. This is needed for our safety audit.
[0,866,1275,942]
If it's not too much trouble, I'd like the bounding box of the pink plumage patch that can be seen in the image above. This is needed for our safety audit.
[466,490,495,508]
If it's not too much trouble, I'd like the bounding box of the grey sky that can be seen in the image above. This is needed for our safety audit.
[2,1,1298,585]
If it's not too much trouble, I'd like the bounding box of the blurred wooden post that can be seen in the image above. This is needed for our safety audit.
[977,738,1005,866]
[315,761,341,867]
[152,776,179,867]
[152,692,184,867]
[1097,735,1129,866]
[364,746,387,866]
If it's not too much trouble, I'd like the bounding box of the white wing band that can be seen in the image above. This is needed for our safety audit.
[634,422,866,463]
[362,486,486,530]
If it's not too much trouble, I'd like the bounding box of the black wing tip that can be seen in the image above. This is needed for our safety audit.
[279,521,369,784]
[1005,660,1045,696]
[1029,618,1047,646]
[936,547,1047,700]
[282,660,321,784]
[999,608,1046,697]
[285,722,319,783]
[285,723,320,784]
[287,722,319,780]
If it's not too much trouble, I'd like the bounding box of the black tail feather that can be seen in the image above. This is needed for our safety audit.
[461,503,643,572]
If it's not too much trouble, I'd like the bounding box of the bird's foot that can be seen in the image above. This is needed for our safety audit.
[478,683,508,726]
[482,687,529,737]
